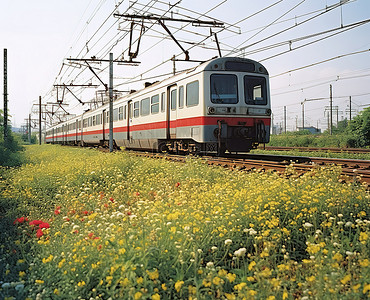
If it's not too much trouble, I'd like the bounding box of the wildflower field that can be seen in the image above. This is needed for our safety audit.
[0,145,369,300]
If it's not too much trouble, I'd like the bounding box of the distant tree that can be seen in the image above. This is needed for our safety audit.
[332,119,349,134]
[0,110,24,166]
[345,107,370,147]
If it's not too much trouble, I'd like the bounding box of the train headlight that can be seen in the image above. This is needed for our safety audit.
[208,106,215,114]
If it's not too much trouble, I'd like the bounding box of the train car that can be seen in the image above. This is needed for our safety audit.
[45,57,271,155]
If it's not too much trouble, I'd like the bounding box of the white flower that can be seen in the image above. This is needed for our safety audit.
[211,246,218,252]
[234,247,247,258]
[338,214,343,218]
[303,222,313,229]
[345,221,353,227]
[197,249,203,254]
[224,239,232,246]
[206,262,214,268]
[249,228,257,235]
[345,251,354,256]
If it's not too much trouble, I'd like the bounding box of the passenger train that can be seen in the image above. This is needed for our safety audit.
[45,57,271,155]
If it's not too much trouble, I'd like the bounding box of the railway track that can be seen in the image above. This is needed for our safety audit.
[257,145,370,154]
[128,151,370,185]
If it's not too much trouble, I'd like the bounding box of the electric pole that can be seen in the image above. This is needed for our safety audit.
[3,48,8,143]
[28,114,31,144]
[284,106,287,133]
[329,84,333,135]
[39,96,42,145]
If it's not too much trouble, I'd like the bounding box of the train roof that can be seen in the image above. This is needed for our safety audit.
[47,57,268,129]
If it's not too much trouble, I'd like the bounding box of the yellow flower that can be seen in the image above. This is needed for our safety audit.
[226,272,236,283]
[333,252,343,262]
[134,292,143,300]
[267,296,275,300]
[35,279,44,284]
[54,289,60,295]
[161,283,167,290]
[78,281,86,287]
[212,276,222,285]
[188,285,196,295]
[19,271,26,277]
[340,274,351,285]
[360,259,369,267]
[151,293,160,300]
[234,282,246,291]
[137,277,144,284]
[363,284,370,294]
[306,276,315,282]
[359,232,368,244]
[225,293,236,300]
[283,291,288,299]
[248,261,256,271]
[146,269,159,280]
[218,269,228,277]
[175,280,184,292]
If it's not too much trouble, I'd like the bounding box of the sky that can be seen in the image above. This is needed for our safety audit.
[1,0,369,132]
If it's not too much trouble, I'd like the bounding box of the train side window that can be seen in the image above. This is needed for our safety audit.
[134,101,140,117]
[106,111,109,123]
[119,106,124,120]
[92,116,96,126]
[186,80,199,107]
[161,92,165,112]
[124,105,127,120]
[171,89,177,110]
[210,74,238,104]
[83,119,88,128]
[141,98,150,116]
[113,108,119,121]
[151,95,159,114]
[96,114,101,125]
[179,86,184,108]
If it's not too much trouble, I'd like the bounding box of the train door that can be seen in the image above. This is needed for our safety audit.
[127,100,132,141]
[75,120,78,144]
[167,85,177,139]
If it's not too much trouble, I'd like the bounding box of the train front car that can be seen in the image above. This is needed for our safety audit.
[203,57,271,155]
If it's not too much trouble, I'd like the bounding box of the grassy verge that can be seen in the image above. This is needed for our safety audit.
[1,145,369,299]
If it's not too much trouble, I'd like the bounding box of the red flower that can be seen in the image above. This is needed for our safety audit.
[126,211,132,216]
[29,220,43,226]
[82,210,89,215]
[175,182,180,187]
[54,209,61,215]
[36,229,44,238]
[88,232,94,238]
[13,217,29,224]
[39,222,50,229]
[109,197,115,203]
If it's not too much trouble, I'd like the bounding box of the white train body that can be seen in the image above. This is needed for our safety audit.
[45,57,271,154]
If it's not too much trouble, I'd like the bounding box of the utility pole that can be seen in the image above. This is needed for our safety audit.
[109,53,113,153]
[301,100,305,130]
[39,96,42,145]
[329,84,333,135]
[3,48,8,143]
[349,96,352,122]
[284,106,287,133]
[28,114,31,144]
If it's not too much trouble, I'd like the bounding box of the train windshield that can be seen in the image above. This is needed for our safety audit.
[244,76,267,105]
[210,74,238,104]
